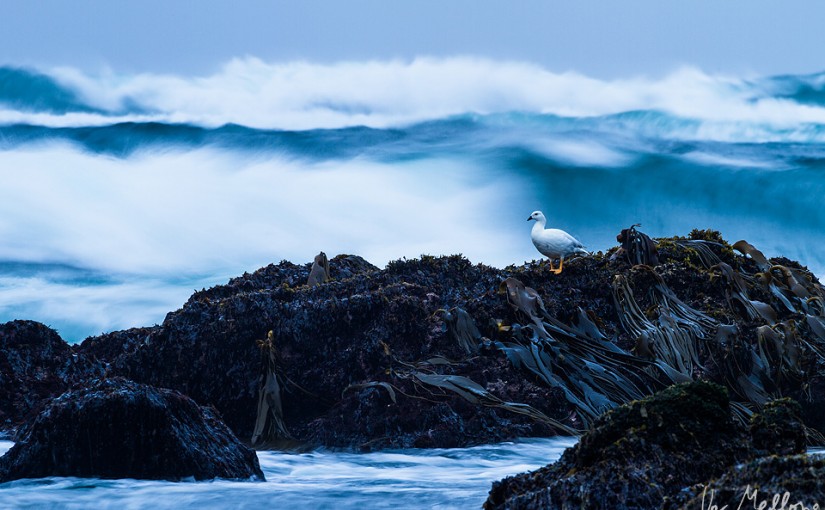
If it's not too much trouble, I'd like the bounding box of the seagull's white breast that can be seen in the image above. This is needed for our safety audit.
[532,228,585,259]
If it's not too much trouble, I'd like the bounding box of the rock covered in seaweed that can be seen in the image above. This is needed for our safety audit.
[0,320,102,431]
[77,254,565,448]
[0,378,264,482]
[748,397,807,457]
[0,228,819,454]
[484,382,807,510]
[67,229,825,451]
[662,397,816,508]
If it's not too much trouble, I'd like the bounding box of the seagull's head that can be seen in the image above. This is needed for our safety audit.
[527,210,545,222]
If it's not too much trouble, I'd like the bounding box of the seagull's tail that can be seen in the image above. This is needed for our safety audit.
[575,246,590,256]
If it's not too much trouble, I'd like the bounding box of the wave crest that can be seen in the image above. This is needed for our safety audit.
[0,67,102,114]
[0,58,824,142]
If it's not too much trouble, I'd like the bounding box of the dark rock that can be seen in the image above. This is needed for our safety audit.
[0,320,102,431]
[749,397,807,456]
[0,378,264,482]
[484,382,806,510]
[799,374,825,436]
[79,255,569,449]
[329,254,378,279]
[23,229,825,451]
[76,326,160,365]
[665,455,825,509]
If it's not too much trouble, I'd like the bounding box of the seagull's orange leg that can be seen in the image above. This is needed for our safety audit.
[547,258,556,272]
[553,257,565,275]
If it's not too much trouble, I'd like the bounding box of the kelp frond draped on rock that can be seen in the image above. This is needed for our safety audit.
[250,330,291,448]
[342,324,580,436]
[612,269,712,380]
[493,277,662,429]
[488,230,825,436]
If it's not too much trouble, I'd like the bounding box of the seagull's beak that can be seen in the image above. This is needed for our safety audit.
[527,216,533,221]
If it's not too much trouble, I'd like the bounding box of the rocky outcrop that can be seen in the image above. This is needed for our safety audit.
[77,254,564,448]
[664,455,825,509]
[484,382,808,510]
[0,320,102,430]
[4,229,823,452]
[749,397,807,456]
[0,378,264,482]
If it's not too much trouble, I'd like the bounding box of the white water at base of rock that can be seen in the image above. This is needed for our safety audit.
[0,437,577,509]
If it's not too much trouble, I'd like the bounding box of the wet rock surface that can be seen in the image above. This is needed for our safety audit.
[484,382,808,510]
[748,397,807,457]
[78,254,566,447]
[0,378,264,482]
[664,455,825,510]
[3,230,824,454]
[0,320,102,432]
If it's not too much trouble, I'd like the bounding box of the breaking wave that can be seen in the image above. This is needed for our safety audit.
[1,57,824,340]
[2,58,825,141]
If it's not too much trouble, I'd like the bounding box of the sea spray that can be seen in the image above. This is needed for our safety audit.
[0,438,576,510]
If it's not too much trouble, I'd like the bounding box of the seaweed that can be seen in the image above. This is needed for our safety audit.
[411,372,579,435]
[250,331,291,447]
[438,307,481,355]
[495,275,662,429]
[616,223,659,266]
[612,269,711,380]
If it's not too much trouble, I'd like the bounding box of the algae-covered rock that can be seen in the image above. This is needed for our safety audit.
[485,382,751,510]
[0,378,264,482]
[4,228,822,452]
[749,397,807,456]
[663,399,814,508]
[665,455,825,509]
[78,255,570,448]
[72,229,825,450]
[0,320,102,430]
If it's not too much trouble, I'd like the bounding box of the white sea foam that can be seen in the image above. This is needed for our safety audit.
[681,151,779,169]
[0,143,526,339]
[0,437,577,509]
[0,109,161,128]
[0,274,191,339]
[0,58,815,141]
[529,138,633,167]
[0,144,530,275]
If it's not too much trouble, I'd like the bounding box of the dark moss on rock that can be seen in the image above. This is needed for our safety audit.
[4,228,824,454]
[0,378,264,482]
[664,455,825,510]
[749,397,807,456]
[0,320,102,431]
[485,381,756,510]
[484,383,812,510]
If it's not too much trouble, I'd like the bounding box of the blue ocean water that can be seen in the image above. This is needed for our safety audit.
[0,438,577,509]
[1,436,821,509]
[1,59,825,341]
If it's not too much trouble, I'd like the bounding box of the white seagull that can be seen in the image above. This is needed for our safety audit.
[527,210,588,274]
